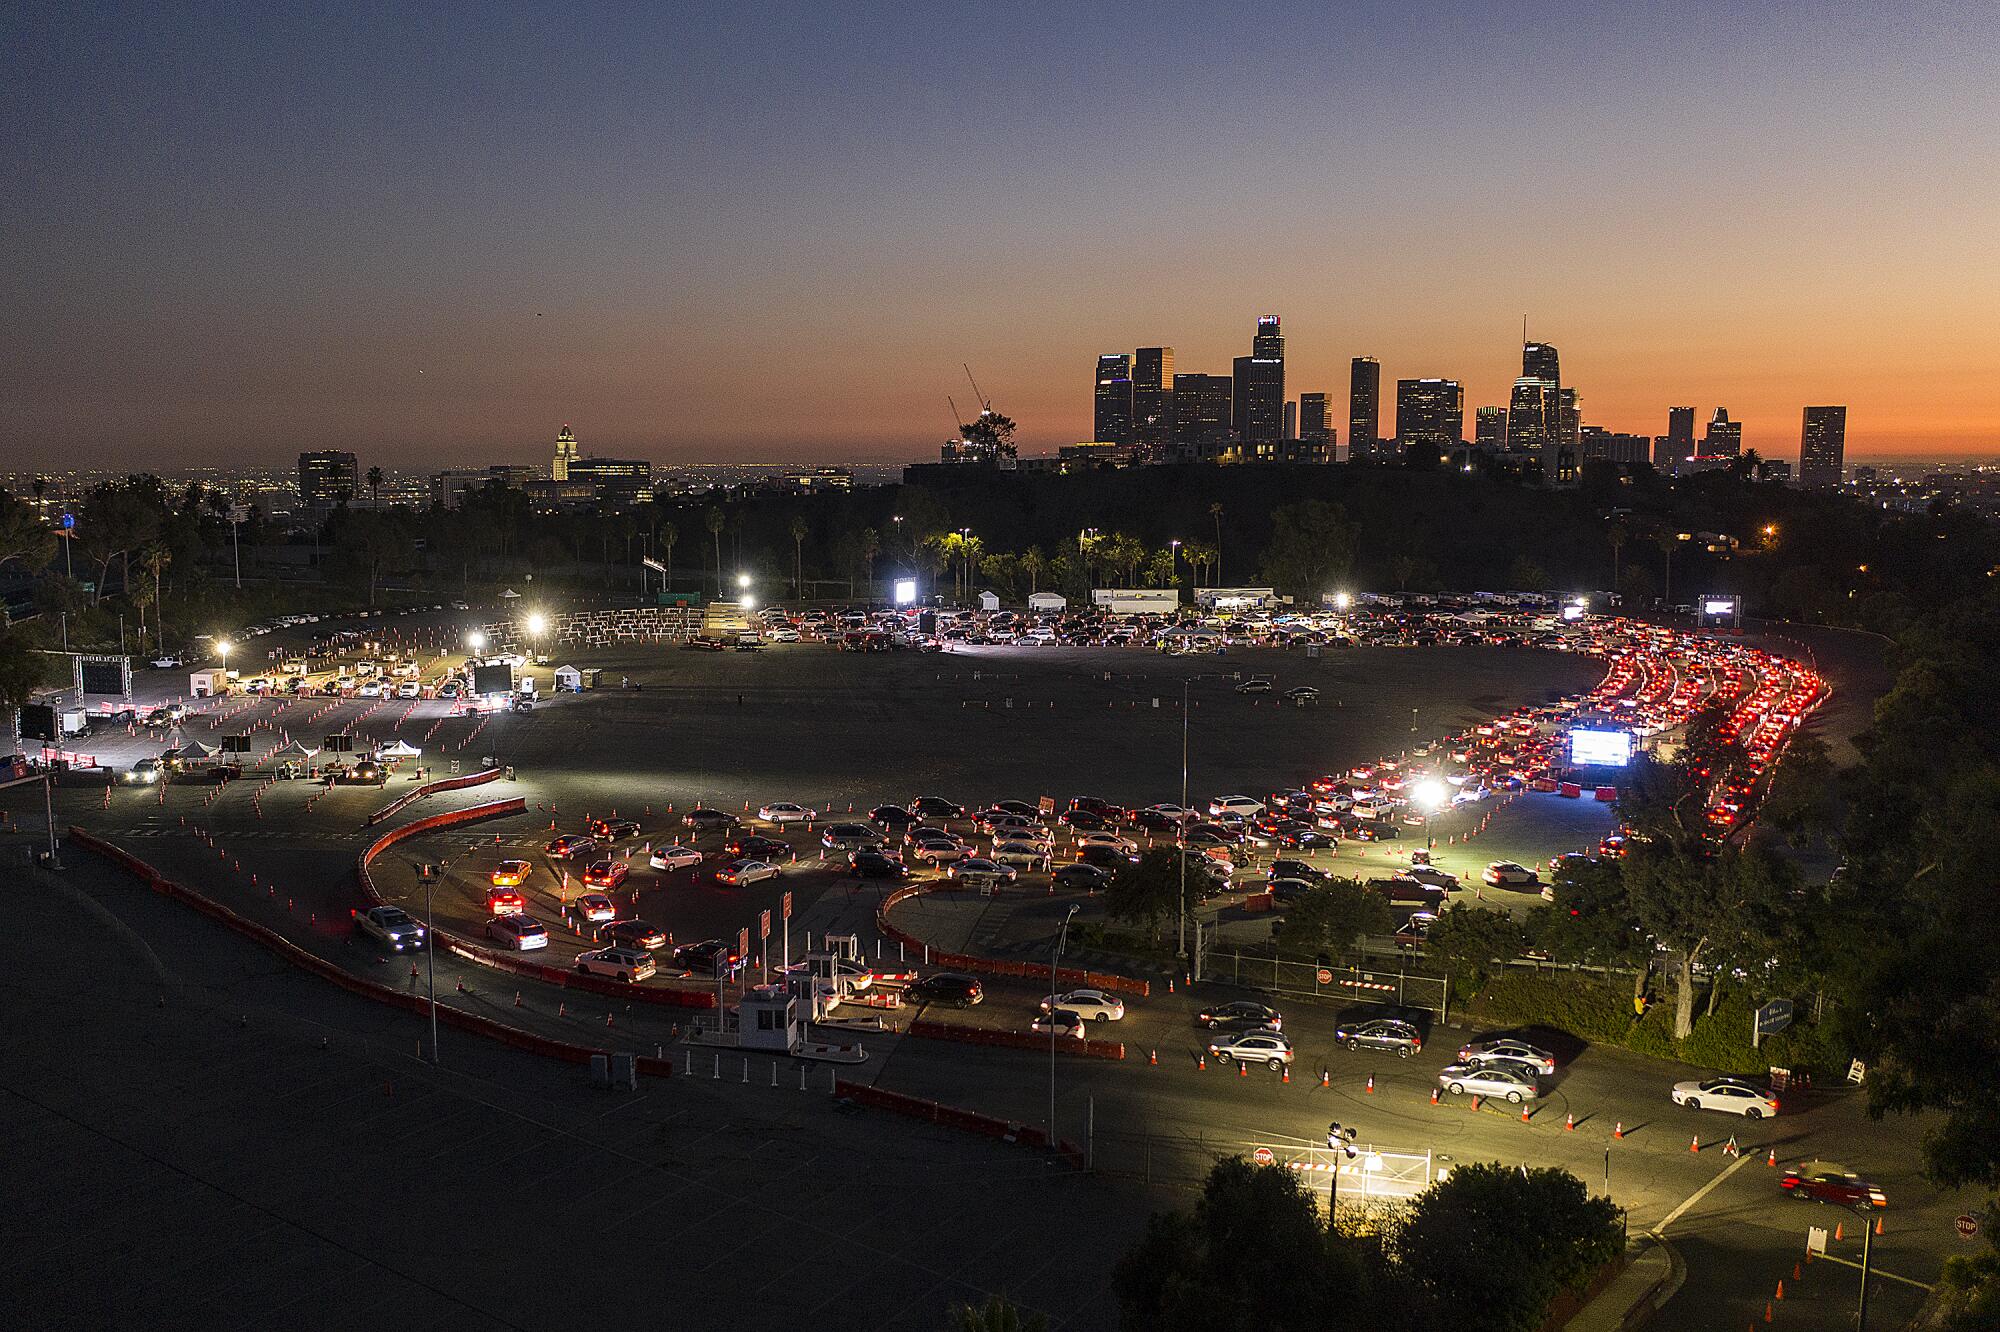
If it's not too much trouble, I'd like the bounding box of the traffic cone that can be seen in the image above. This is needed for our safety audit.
[1470,1095,1482,1112]
[514,991,522,1007]
[1282,1067,1290,1084]
[1767,1147,1777,1166]
[1793,1262,1802,1281]
[1365,1073,1375,1094]
[1238,1060,1247,1078]
[1320,1069,1330,1088]
[1774,1279,1784,1300]
[1763,1300,1774,1323]
[606,1012,614,1027]
[1565,1112,1575,1131]
[1430,1087,1440,1104]
[1874,1216,1885,1236]
[1834,1222,1844,1241]
[1149,1048,1157,1065]
[558,1002,566,1017]
[1725,1135,1739,1157]
[1690,1134,1700,1153]
[1521,1104,1531,1122]
[1198,1054,1206,1071]
[1613,1121,1624,1139]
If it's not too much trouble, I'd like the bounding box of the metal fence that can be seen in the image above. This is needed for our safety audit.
[1198,947,1450,1017]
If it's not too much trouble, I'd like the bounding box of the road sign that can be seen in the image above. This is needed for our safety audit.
[738,927,749,958]
[1252,1146,1274,1165]
[1315,967,1333,985]
[759,909,770,941]
[1957,1213,1980,1240]
[1755,998,1794,1035]
[60,512,75,531]
[782,890,792,920]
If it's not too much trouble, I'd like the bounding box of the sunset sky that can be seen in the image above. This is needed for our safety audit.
[5,2,1997,469]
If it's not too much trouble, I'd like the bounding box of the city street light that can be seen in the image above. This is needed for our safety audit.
[736,572,752,590]
[1333,591,1351,611]
[1050,903,1080,1141]
[467,630,486,655]
[525,611,547,637]
[1414,779,1448,851]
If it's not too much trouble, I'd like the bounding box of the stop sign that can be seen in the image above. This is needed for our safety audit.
[1957,1213,1980,1240]
[1253,1146,1275,1165]
[1316,967,1333,985]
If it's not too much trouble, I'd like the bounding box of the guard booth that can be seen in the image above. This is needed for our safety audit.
[739,985,803,1051]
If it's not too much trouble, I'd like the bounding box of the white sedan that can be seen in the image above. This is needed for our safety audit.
[1031,1009,1088,1039]
[648,845,704,871]
[1483,861,1538,888]
[1040,989,1126,1021]
[758,802,814,824]
[1671,1077,1781,1118]
[1073,831,1138,854]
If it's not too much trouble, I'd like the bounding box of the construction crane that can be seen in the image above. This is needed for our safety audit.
[964,364,992,415]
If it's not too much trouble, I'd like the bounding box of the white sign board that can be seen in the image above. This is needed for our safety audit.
[1807,1225,1828,1256]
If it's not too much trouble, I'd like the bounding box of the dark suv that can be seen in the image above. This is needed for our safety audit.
[672,940,744,978]
[908,973,984,1008]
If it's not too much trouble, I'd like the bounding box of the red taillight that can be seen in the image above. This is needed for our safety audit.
[1770,1098,1781,1112]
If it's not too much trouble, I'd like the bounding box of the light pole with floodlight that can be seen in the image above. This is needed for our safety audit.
[1050,904,1079,1141]
[1414,778,1448,852]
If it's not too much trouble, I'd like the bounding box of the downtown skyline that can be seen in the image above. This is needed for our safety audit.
[6,2,1999,469]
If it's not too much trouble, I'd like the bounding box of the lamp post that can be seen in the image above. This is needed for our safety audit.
[1179,675,1192,966]
[467,630,485,660]
[1050,904,1079,1141]
[1326,1121,1358,1220]
[1414,778,1448,852]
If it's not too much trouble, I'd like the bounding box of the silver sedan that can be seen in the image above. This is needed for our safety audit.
[1436,1063,1541,1103]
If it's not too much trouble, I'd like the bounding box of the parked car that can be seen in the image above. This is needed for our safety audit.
[1039,989,1126,1021]
[1435,1063,1540,1103]
[716,858,780,886]
[572,892,618,924]
[671,939,743,978]
[1053,863,1111,891]
[1334,1017,1423,1057]
[682,807,739,831]
[485,888,527,916]
[544,834,599,861]
[758,802,814,824]
[575,946,656,983]
[1196,1000,1282,1032]
[648,844,703,871]
[908,972,984,1008]
[588,818,642,840]
[1672,1077,1780,1118]
[1207,1030,1293,1070]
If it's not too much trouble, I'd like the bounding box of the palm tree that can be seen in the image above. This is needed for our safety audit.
[705,507,725,595]
[366,465,384,508]
[658,520,677,593]
[859,527,880,596]
[1607,519,1629,592]
[141,542,171,653]
[789,515,809,598]
[1654,530,1681,606]
[1020,545,1046,595]
[1209,502,1223,584]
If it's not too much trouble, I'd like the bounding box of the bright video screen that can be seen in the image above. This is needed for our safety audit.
[1702,598,1736,615]
[1568,728,1633,768]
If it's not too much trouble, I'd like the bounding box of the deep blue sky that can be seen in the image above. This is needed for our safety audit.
[5,1,1996,467]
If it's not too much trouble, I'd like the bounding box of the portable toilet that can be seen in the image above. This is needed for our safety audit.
[739,984,803,1051]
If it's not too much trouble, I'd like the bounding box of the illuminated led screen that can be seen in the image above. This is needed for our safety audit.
[1568,728,1633,768]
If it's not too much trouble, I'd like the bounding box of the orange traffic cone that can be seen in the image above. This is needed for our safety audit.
[1430,1087,1440,1104]
[1149,1048,1158,1065]
[1565,1112,1575,1131]
[1613,1121,1624,1139]
[1690,1134,1700,1153]
[1470,1095,1482,1112]
[1775,1279,1784,1301]
[1874,1215,1885,1236]
[1764,1300,1774,1323]
[1282,1067,1291,1084]
[1767,1147,1778,1166]
[1834,1222,1844,1241]
[1521,1104,1532,1122]
[1365,1074,1375,1094]
[1238,1060,1247,1078]
[1198,1054,1206,1071]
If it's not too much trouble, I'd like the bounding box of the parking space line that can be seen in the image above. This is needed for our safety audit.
[1653,1151,1756,1235]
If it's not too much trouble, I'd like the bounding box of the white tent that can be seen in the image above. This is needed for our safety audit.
[552,664,582,692]
[1027,591,1066,612]
[380,739,422,758]
[976,590,1001,611]
[272,739,318,758]
[177,740,220,759]
[498,588,522,599]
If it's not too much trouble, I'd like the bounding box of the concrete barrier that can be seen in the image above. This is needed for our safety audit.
[354,798,716,1009]
[907,1018,1124,1061]
[67,826,673,1078]
[365,763,507,825]
[834,1079,1055,1151]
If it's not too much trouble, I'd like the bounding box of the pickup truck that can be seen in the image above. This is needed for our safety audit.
[352,905,427,951]
[1369,876,1447,907]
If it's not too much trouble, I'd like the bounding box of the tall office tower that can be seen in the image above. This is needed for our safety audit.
[1799,407,1846,487]
[1282,401,1299,440]
[552,425,580,480]
[1232,315,1285,443]
[1518,342,1564,480]
[1553,387,1581,481]
[1394,378,1465,452]
[1660,405,1696,468]
[1132,347,1175,456]
[1348,357,1381,461]
[1506,376,1552,456]
[1170,373,1232,456]
[1704,407,1742,457]
[298,451,358,514]
[1093,353,1135,444]
[1474,406,1506,450]
[1299,392,1332,441]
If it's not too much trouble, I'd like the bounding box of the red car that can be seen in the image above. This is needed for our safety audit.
[581,859,629,889]
[1780,1162,1886,1212]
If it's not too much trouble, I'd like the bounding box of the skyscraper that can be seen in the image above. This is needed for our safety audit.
[1132,347,1174,457]
[1506,377,1551,457]
[1474,406,1506,451]
[1299,392,1332,443]
[552,425,580,481]
[1170,373,1232,457]
[1394,378,1464,452]
[298,451,358,515]
[1282,401,1298,441]
[1800,406,1846,488]
[1518,342,1565,481]
[1660,406,1696,468]
[1704,408,1742,457]
[1232,316,1284,443]
[1094,354,1134,444]
[1347,357,1380,462]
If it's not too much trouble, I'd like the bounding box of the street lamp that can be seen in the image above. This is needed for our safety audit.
[525,611,547,637]
[1050,903,1080,1141]
[1333,591,1351,612]
[736,573,752,590]
[467,630,486,656]
[1326,1121,1358,1219]
[1414,779,1448,852]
